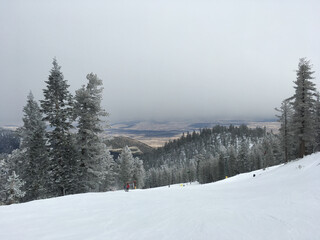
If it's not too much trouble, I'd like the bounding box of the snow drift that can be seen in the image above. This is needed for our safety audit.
[0,153,319,240]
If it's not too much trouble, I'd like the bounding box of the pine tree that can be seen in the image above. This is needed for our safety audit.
[5,171,25,205]
[0,159,9,204]
[217,147,227,180]
[291,58,317,158]
[18,92,48,200]
[74,73,109,192]
[6,149,26,179]
[237,139,249,173]
[265,133,282,166]
[132,157,145,188]
[195,150,206,182]
[40,58,76,196]
[261,136,274,168]
[315,92,320,152]
[118,146,134,186]
[251,144,263,170]
[100,149,117,191]
[227,146,237,176]
[275,99,294,162]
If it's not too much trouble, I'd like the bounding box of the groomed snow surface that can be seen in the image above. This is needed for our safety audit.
[1,153,320,240]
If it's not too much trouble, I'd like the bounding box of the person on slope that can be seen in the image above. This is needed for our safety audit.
[126,183,130,192]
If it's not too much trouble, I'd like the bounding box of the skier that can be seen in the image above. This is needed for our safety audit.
[126,183,130,192]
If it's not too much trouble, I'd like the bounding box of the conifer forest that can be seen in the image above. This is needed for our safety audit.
[0,57,319,205]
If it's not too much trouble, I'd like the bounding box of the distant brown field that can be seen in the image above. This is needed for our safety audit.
[107,120,280,148]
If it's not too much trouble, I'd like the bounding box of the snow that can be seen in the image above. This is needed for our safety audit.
[1,153,320,240]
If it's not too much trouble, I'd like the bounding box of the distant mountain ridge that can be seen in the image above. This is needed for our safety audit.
[105,136,154,159]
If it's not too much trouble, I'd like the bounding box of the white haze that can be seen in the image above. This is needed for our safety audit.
[0,0,320,125]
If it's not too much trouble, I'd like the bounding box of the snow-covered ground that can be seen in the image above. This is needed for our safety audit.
[1,153,320,240]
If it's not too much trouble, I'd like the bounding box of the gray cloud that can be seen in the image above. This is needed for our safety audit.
[1,0,320,125]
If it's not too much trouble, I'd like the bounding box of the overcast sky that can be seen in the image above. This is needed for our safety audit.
[1,0,319,126]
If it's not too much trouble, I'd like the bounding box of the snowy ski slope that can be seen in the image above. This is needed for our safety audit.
[0,153,319,240]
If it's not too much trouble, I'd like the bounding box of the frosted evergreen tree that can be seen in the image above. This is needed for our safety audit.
[19,92,48,200]
[276,99,294,162]
[145,167,160,188]
[291,58,317,157]
[195,151,206,182]
[0,159,9,204]
[162,165,172,186]
[261,137,273,168]
[132,157,145,188]
[40,58,76,196]
[186,159,196,183]
[237,139,249,173]
[118,146,134,186]
[100,149,117,191]
[74,73,109,192]
[250,144,263,170]
[179,149,187,165]
[267,134,282,166]
[6,149,26,179]
[5,171,25,205]
[226,146,237,176]
[315,92,320,152]
[217,146,227,179]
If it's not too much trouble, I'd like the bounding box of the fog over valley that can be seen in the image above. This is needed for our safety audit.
[1,0,320,126]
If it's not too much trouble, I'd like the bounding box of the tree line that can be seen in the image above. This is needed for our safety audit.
[143,58,319,188]
[143,125,281,188]
[0,57,318,204]
[0,59,145,205]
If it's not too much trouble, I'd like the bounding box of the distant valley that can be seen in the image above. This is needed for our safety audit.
[106,120,280,148]
[1,120,280,149]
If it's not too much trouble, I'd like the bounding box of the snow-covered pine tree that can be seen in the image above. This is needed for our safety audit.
[132,157,145,188]
[226,146,237,176]
[237,139,249,173]
[5,171,25,205]
[118,146,134,186]
[291,58,317,158]
[40,58,76,196]
[198,157,216,184]
[100,148,117,191]
[250,144,263,170]
[186,159,196,183]
[267,133,282,166]
[261,136,273,168]
[162,165,172,186]
[0,159,9,204]
[18,92,48,201]
[145,167,160,188]
[5,149,26,180]
[217,146,227,180]
[276,99,294,162]
[315,92,320,152]
[74,73,109,192]
[195,152,206,182]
